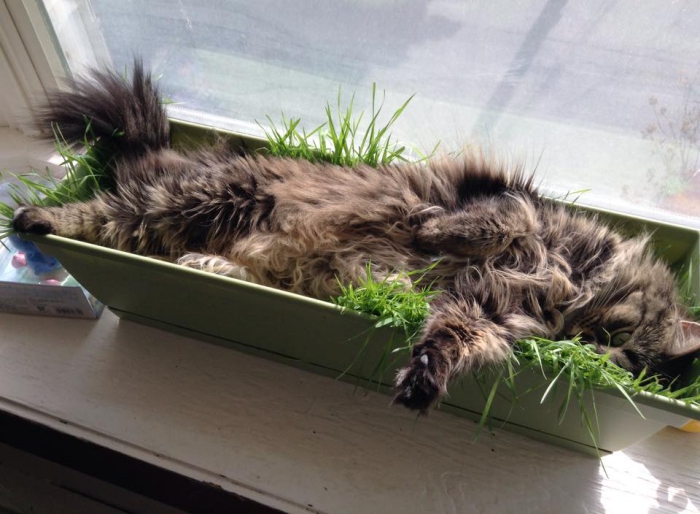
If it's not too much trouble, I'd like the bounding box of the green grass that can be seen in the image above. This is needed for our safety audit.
[259,84,437,167]
[471,337,700,453]
[331,263,439,384]
[0,125,110,241]
[332,263,439,343]
[516,338,700,403]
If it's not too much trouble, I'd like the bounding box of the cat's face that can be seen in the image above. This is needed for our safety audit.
[565,290,676,373]
[564,253,700,377]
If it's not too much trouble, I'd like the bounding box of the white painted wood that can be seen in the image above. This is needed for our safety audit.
[0,8,34,132]
[0,309,698,514]
[0,1,66,132]
[6,1,65,92]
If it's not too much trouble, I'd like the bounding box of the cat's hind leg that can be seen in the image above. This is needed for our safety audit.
[177,253,253,282]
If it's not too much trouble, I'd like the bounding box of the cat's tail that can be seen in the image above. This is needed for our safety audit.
[35,59,170,160]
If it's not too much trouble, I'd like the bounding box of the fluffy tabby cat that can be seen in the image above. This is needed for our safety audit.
[13,62,700,412]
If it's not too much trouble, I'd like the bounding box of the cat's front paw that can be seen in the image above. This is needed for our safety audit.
[12,206,56,235]
[393,346,448,414]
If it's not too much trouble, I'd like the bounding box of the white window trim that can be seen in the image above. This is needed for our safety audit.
[6,1,65,92]
[0,0,110,133]
[0,4,41,132]
[0,1,80,173]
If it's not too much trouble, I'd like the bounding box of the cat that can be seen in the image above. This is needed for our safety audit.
[13,61,700,413]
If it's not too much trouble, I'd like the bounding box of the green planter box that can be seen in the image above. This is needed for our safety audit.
[25,213,700,455]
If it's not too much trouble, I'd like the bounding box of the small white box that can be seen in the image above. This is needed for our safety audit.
[0,238,103,319]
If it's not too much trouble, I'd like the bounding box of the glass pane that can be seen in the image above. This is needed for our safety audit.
[42,0,700,227]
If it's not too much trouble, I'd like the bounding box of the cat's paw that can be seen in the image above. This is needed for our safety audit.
[412,216,447,254]
[407,206,444,228]
[393,347,448,414]
[177,253,251,281]
[12,206,55,235]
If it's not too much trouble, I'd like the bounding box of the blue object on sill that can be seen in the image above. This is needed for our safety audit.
[8,235,62,275]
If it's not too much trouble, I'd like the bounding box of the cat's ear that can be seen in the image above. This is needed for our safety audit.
[665,320,700,359]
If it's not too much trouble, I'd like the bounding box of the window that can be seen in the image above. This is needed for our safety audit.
[26,1,700,227]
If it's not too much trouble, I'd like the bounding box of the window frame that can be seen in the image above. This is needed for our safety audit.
[0,0,60,132]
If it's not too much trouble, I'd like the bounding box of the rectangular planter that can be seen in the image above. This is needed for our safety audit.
[25,215,700,455]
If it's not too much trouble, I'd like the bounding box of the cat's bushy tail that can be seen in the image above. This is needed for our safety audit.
[35,59,169,160]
